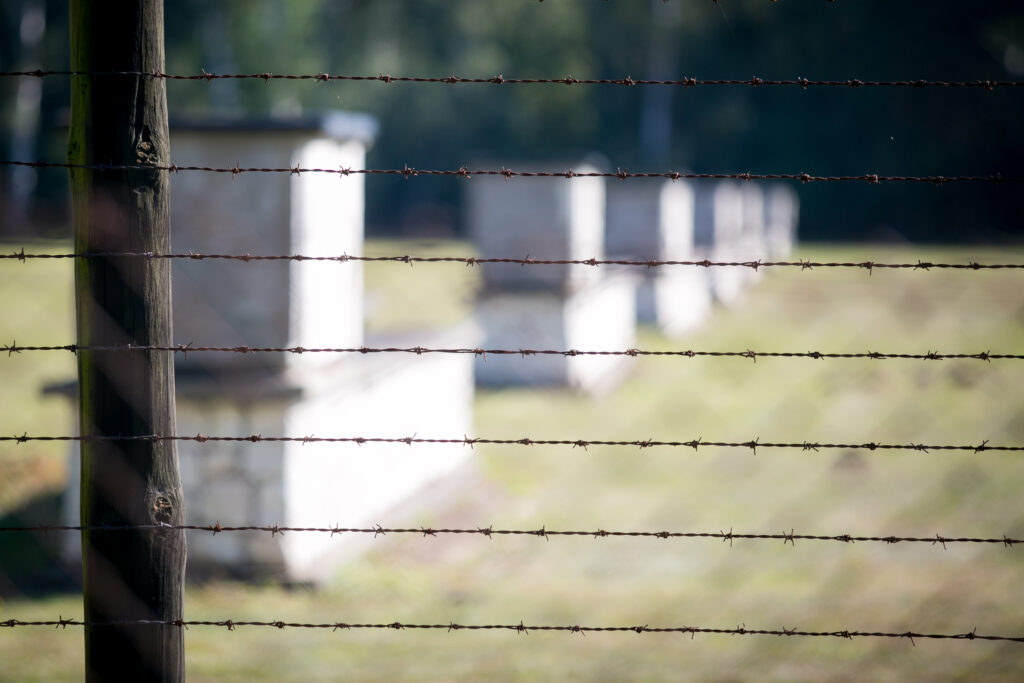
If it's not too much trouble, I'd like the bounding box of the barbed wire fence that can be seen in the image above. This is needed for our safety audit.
[0,523,1021,547]
[2,69,1023,90]
[1,433,1019,453]
[2,6,1024,679]
[4,248,1024,271]
[3,617,1019,645]
[2,159,1019,184]
[3,342,1022,360]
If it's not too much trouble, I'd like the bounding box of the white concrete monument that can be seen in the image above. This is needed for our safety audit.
[174,325,476,583]
[693,181,748,306]
[169,113,375,375]
[739,183,767,284]
[764,185,800,257]
[605,180,712,336]
[468,162,637,394]
[468,164,604,293]
[60,112,477,582]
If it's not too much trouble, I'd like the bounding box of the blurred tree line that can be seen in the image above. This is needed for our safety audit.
[2,0,1022,242]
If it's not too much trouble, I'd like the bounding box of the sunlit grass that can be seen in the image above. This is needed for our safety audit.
[0,239,74,513]
[363,239,477,335]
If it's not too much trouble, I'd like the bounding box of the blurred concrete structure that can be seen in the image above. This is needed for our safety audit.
[169,113,376,374]
[764,185,800,257]
[470,165,603,294]
[605,181,712,337]
[468,163,636,394]
[739,184,767,284]
[61,112,477,582]
[693,181,748,307]
[173,325,475,583]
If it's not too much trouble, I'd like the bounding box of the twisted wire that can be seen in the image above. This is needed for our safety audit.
[1,433,1017,454]
[0,617,1019,644]
[2,160,1018,185]
[0,523,1018,547]
[0,69,1020,91]
[3,343,1020,361]
[3,250,1023,272]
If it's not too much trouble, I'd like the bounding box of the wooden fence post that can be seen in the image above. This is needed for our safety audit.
[68,1,184,680]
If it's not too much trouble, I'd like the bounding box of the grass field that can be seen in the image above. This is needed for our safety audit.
[1,240,1023,681]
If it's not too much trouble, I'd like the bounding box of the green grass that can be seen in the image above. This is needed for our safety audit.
[1,241,1023,681]
[0,240,75,513]
[363,239,477,335]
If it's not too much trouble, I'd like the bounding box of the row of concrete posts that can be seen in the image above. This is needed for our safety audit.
[57,116,798,583]
[468,160,799,394]
[61,113,478,582]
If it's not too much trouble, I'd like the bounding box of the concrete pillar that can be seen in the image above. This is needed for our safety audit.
[694,181,747,306]
[764,185,800,258]
[469,162,637,393]
[606,180,712,336]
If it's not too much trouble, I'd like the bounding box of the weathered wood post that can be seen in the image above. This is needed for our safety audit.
[68,1,184,680]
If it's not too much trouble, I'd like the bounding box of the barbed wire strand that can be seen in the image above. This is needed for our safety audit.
[1,433,1017,454]
[3,250,1023,272]
[3,343,1020,361]
[0,523,1019,547]
[0,69,1021,91]
[1,160,1018,185]
[2,618,1015,643]
[0,616,1020,644]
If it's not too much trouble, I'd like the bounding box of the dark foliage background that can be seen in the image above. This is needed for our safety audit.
[2,0,1022,242]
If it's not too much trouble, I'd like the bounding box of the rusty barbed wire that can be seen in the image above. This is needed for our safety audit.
[0,523,1018,547]
[2,433,1018,454]
[3,342,1021,361]
[3,250,1024,272]
[0,69,1020,91]
[0,616,1020,644]
[1,160,1018,185]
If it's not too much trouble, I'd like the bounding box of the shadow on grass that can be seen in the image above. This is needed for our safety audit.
[0,490,80,599]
